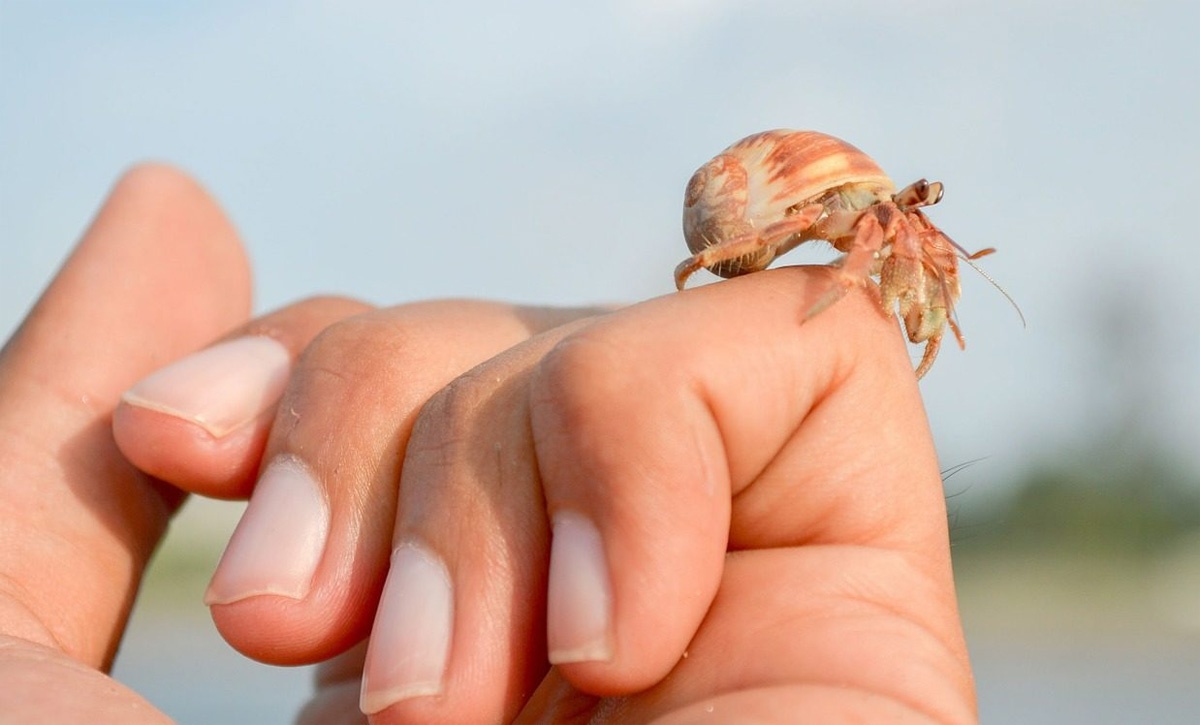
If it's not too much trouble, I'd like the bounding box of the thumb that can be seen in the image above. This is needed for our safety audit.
[0,163,252,669]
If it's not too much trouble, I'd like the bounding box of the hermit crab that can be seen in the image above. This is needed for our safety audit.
[676,129,1008,378]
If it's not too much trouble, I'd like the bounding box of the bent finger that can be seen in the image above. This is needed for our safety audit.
[201,302,608,667]
[358,320,593,723]
[354,267,934,719]
[113,295,371,499]
[527,265,953,695]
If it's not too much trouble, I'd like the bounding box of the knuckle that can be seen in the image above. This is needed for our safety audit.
[299,315,409,380]
[241,295,372,353]
[416,366,497,441]
[293,293,370,312]
[406,386,476,464]
[402,364,512,493]
[278,314,435,427]
[530,329,630,436]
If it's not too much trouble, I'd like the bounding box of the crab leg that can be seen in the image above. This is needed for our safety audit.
[914,334,942,379]
[674,204,825,289]
[804,210,885,320]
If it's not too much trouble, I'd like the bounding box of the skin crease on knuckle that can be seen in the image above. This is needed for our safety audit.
[272,302,553,465]
[396,318,594,499]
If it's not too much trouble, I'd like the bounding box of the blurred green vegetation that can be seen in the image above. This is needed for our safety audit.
[952,448,1200,557]
[136,499,239,612]
[950,434,1200,639]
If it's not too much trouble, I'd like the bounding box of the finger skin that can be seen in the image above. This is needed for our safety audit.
[359,266,970,722]
[0,164,252,720]
[0,163,251,666]
[523,549,974,724]
[364,321,591,724]
[0,638,171,725]
[113,295,372,499]
[520,267,972,718]
[205,304,607,666]
[520,269,914,689]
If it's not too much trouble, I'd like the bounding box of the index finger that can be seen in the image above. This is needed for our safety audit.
[535,264,943,546]
[527,265,959,694]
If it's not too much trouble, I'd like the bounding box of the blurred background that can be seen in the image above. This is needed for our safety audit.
[3,1,1199,722]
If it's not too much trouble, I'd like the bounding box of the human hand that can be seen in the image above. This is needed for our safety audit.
[0,162,616,722]
[115,260,977,720]
[0,164,357,721]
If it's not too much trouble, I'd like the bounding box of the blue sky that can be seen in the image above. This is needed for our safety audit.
[3,1,1199,490]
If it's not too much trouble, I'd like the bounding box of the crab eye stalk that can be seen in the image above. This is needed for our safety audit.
[927,181,944,205]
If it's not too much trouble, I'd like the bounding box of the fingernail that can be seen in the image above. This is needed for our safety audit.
[547,511,613,664]
[122,336,291,438]
[360,543,454,714]
[205,456,328,604]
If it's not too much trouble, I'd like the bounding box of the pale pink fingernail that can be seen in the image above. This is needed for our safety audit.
[205,456,329,604]
[360,543,454,714]
[547,511,613,664]
[122,336,291,438]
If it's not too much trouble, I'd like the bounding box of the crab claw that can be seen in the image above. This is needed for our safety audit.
[878,253,925,324]
[880,249,962,378]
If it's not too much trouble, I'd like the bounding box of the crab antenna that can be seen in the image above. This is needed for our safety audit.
[959,254,1026,328]
[921,216,1026,329]
[942,456,989,481]
[941,232,994,261]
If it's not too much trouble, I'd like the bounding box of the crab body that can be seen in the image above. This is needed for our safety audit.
[676,129,988,378]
